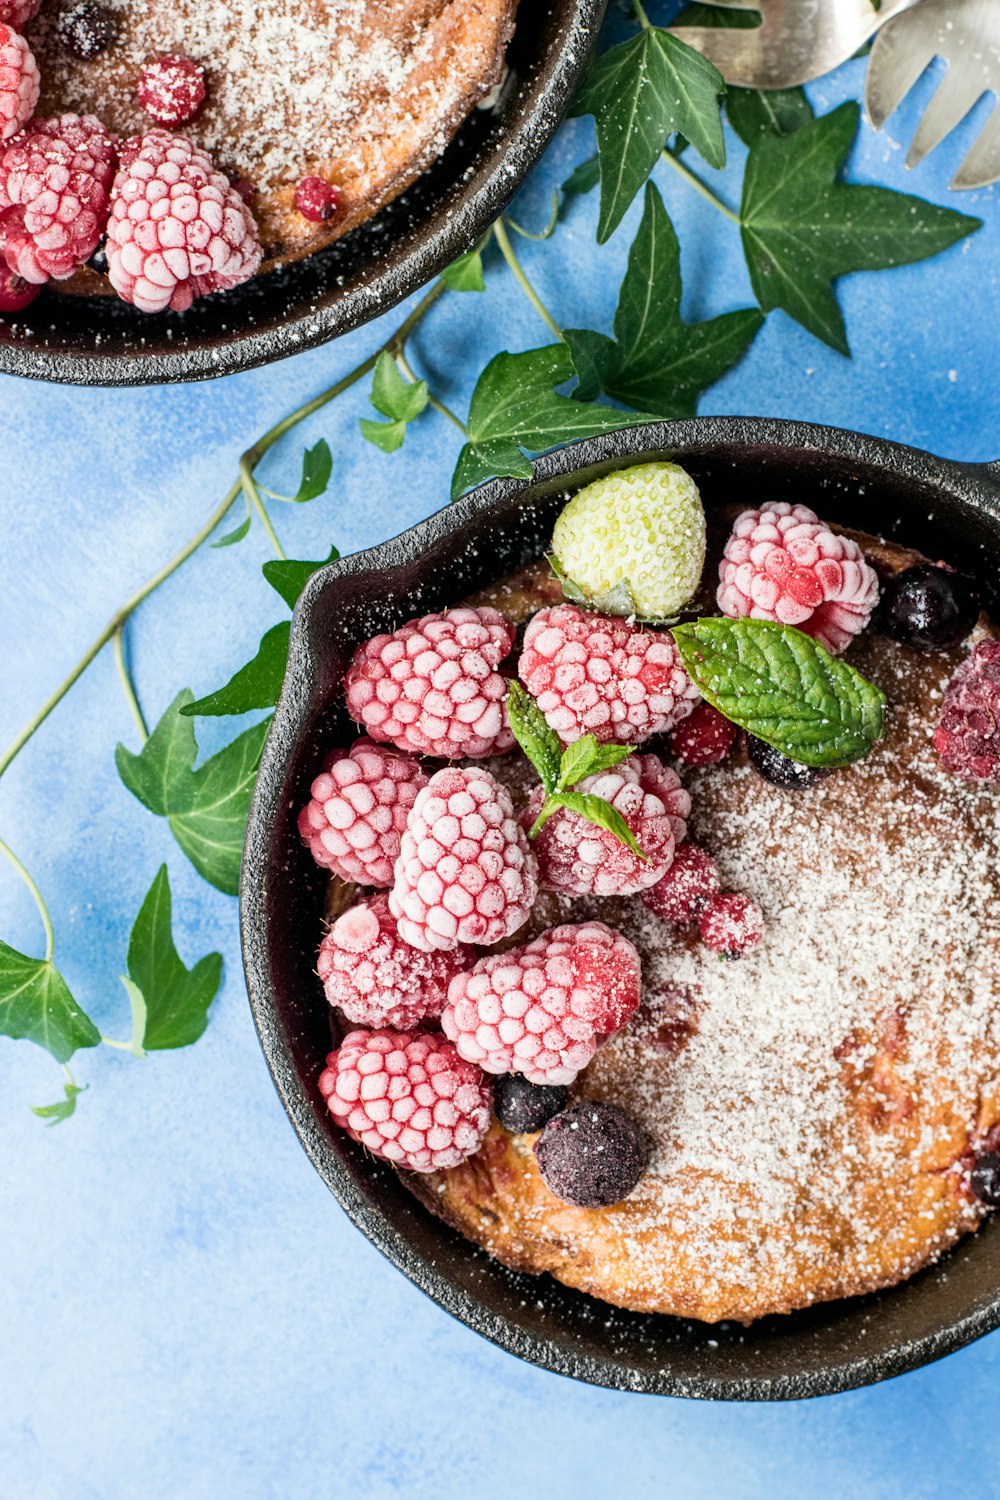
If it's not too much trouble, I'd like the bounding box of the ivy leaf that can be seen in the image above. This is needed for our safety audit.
[506,682,562,793]
[359,417,407,454]
[290,440,333,503]
[451,438,534,496]
[572,28,726,242]
[726,85,813,146]
[125,866,223,1051]
[555,791,648,860]
[565,183,763,419]
[370,351,429,422]
[114,688,198,817]
[0,941,100,1062]
[181,622,291,718]
[671,618,886,767]
[740,102,982,354]
[210,512,252,549]
[32,1080,87,1125]
[441,248,486,292]
[263,546,340,610]
[562,156,600,197]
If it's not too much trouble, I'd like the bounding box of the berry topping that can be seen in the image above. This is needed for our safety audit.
[0,0,41,30]
[56,1,116,58]
[519,603,698,747]
[295,174,340,222]
[534,1100,648,1208]
[493,1074,568,1134]
[717,501,879,655]
[0,259,35,309]
[699,892,764,958]
[881,563,981,654]
[345,605,515,760]
[317,893,471,1031]
[136,55,206,127]
[319,1027,492,1172]
[0,114,117,283]
[970,1151,1000,1208]
[525,752,687,897]
[668,700,738,766]
[551,461,707,619]
[106,130,262,313]
[932,640,1000,783]
[298,737,428,887]
[0,24,39,145]
[389,765,537,952]
[641,842,720,925]
[442,921,641,1086]
[746,733,834,790]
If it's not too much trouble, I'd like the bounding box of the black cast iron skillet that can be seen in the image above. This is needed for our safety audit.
[241,417,1000,1400]
[0,0,607,387]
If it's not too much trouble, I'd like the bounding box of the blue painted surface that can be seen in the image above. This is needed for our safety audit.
[2,37,999,1500]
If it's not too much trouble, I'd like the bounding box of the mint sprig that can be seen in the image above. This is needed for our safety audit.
[671,619,886,768]
[505,683,645,857]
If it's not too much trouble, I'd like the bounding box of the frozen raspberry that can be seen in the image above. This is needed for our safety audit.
[345,606,515,759]
[295,174,339,222]
[298,737,428,887]
[493,1074,568,1134]
[717,501,879,655]
[519,603,698,747]
[642,842,720,925]
[317,893,471,1031]
[524,752,687,897]
[0,115,116,283]
[534,1099,647,1208]
[0,24,39,145]
[319,1027,492,1172]
[0,260,35,308]
[932,640,1000,783]
[669,700,737,766]
[0,0,41,31]
[56,2,116,58]
[390,765,536,952]
[106,130,261,312]
[699,892,764,958]
[442,921,641,1086]
[629,753,691,844]
[136,56,206,127]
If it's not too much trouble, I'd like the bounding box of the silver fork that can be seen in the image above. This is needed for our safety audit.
[866,0,1000,189]
[668,0,925,91]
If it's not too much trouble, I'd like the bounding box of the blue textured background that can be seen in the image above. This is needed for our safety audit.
[2,36,1000,1500]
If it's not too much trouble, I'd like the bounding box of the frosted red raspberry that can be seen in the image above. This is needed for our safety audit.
[295,174,339,222]
[298,737,428,887]
[136,56,206,127]
[932,639,1000,783]
[519,603,698,747]
[641,842,720,925]
[0,24,39,145]
[669,701,738,766]
[442,921,641,1086]
[524,752,688,897]
[717,501,879,655]
[0,115,117,284]
[699,892,764,958]
[317,894,472,1031]
[319,1027,491,1171]
[345,606,515,759]
[106,130,262,313]
[0,260,35,308]
[0,0,42,31]
[390,765,537,952]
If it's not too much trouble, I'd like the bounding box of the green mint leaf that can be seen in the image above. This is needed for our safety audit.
[370,351,429,423]
[562,156,600,197]
[672,618,886,767]
[210,513,252,549]
[359,416,407,454]
[290,440,333,503]
[566,183,762,419]
[559,736,634,789]
[555,791,649,860]
[32,1079,87,1125]
[441,248,486,292]
[126,866,223,1050]
[572,29,725,242]
[0,942,100,1062]
[726,85,813,146]
[262,546,340,610]
[740,102,982,354]
[506,682,562,793]
[182,622,291,717]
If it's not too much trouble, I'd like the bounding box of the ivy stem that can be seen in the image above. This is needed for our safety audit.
[394,348,468,435]
[113,628,148,741]
[0,836,55,963]
[240,463,286,559]
[633,0,651,28]
[661,147,741,224]
[492,218,564,342]
[99,1035,134,1051]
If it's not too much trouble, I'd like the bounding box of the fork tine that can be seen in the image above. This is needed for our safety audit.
[906,66,983,168]
[865,29,936,131]
[952,102,1000,189]
[663,27,776,87]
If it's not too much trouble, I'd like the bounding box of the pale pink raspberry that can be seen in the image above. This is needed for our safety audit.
[390,765,537,952]
[0,115,117,283]
[319,1027,492,1171]
[0,24,39,145]
[641,842,720,925]
[345,606,515,759]
[298,738,428,887]
[717,501,879,655]
[699,892,764,958]
[442,921,641,1086]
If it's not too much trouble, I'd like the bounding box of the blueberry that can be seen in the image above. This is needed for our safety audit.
[56,2,116,59]
[880,564,980,654]
[971,1151,1000,1208]
[494,1074,567,1134]
[534,1100,647,1208]
[746,734,833,790]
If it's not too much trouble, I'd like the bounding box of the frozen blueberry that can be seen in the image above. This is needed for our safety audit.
[746,734,833,790]
[534,1100,647,1208]
[494,1075,568,1135]
[880,564,980,654]
[971,1151,1000,1208]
